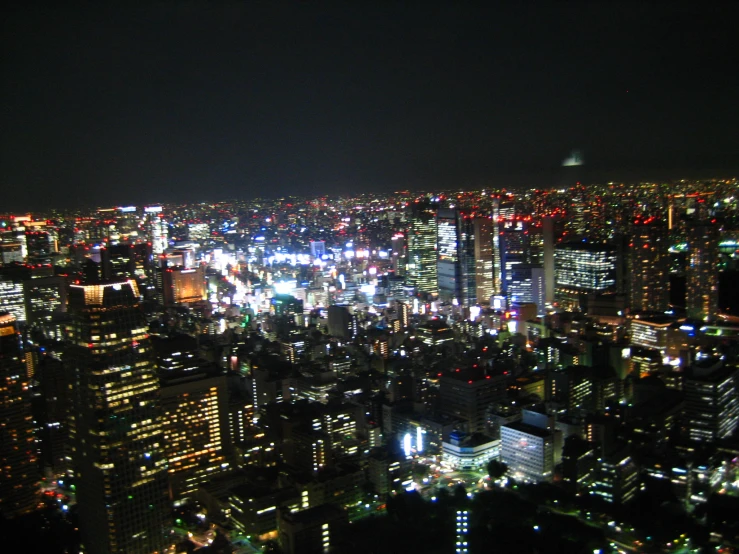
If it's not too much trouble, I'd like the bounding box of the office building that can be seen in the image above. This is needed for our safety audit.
[474,216,495,304]
[0,276,26,323]
[629,219,669,313]
[442,430,500,470]
[500,218,529,298]
[500,421,555,483]
[507,264,545,312]
[160,371,229,500]
[327,305,356,340]
[440,368,507,433]
[66,280,169,554]
[0,313,37,518]
[156,265,206,307]
[686,223,720,320]
[24,275,67,338]
[277,503,347,554]
[407,200,438,295]
[554,242,617,311]
[150,215,168,255]
[590,448,639,505]
[629,315,672,356]
[684,362,738,443]
[437,209,493,306]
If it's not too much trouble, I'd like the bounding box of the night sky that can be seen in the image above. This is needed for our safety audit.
[2,2,738,210]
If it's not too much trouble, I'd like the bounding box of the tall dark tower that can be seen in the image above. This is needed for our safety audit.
[629,218,669,313]
[0,312,38,518]
[66,280,169,554]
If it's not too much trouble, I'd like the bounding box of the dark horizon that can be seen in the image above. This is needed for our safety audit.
[2,2,738,211]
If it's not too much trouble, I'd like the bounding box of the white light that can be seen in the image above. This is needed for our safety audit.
[403,432,412,457]
[417,427,424,453]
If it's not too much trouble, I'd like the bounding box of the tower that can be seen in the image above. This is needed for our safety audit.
[0,313,37,518]
[629,218,669,313]
[686,223,720,320]
[407,200,438,296]
[473,216,495,305]
[66,280,169,554]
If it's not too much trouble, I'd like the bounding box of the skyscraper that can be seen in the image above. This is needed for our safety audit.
[437,209,492,306]
[629,218,669,313]
[407,200,438,296]
[66,280,169,554]
[554,242,618,311]
[684,363,738,443]
[160,371,229,500]
[686,223,720,320]
[499,218,529,299]
[473,216,495,305]
[0,313,37,518]
[436,208,463,303]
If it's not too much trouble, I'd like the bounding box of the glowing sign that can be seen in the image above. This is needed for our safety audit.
[403,433,412,457]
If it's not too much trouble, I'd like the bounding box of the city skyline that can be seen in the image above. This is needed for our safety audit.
[2,2,739,210]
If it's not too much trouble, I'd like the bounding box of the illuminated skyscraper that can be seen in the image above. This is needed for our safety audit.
[156,265,207,307]
[66,280,169,554]
[0,276,26,323]
[554,242,617,311]
[684,363,738,443]
[0,313,37,518]
[407,200,438,295]
[160,371,228,500]
[686,223,720,320]
[149,214,168,255]
[437,209,492,306]
[500,218,529,299]
[473,216,495,304]
[629,219,669,313]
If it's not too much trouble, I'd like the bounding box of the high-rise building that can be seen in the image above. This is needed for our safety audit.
[473,216,495,304]
[436,208,461,302]
[437,209,492,306]
[0,313,37,518]
[554,242,618,311]
[149,214,168,255]
[500,421,554,483]
[686,223,720,320]
[500,218,529,298]
[507,264,545,313]
[684,362,738,443]
[440,368,507,433]
[24,275,67,338]
[160,371,229,500]
[590,448,639,504]
[327,305,357,340]
[66,280,169,554]
[407,200,438,295]
[629,219,669,313]
[156,265,206,307]
[0,276,26,323]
